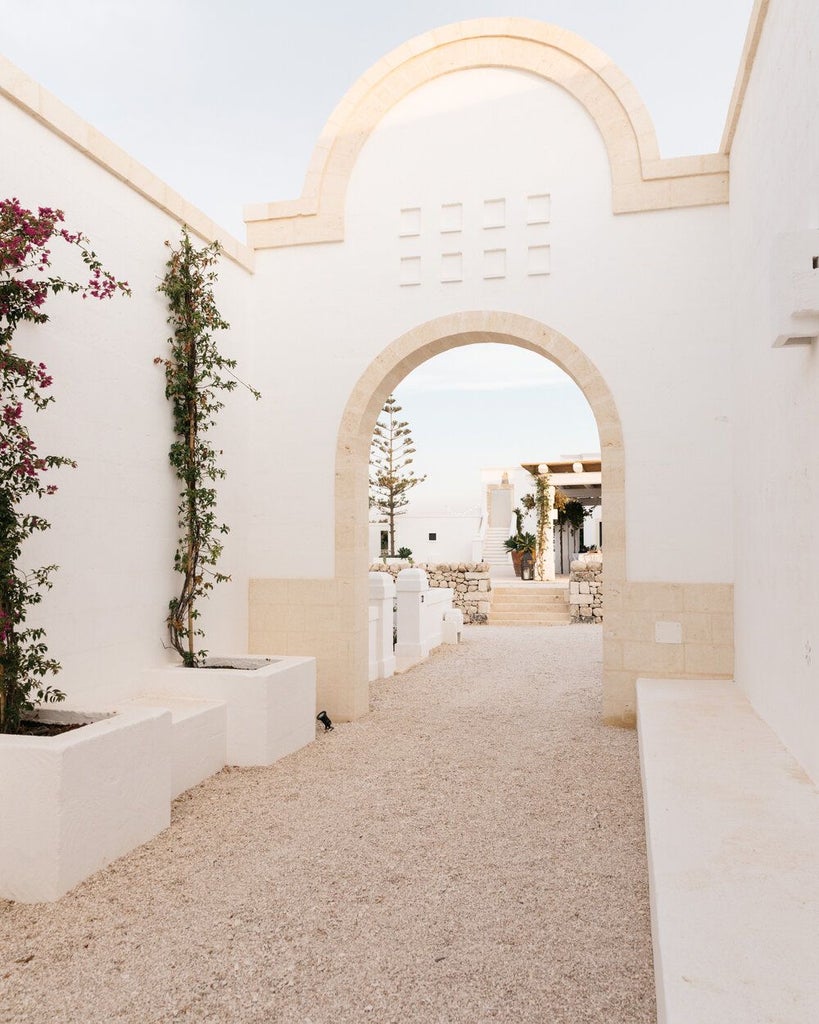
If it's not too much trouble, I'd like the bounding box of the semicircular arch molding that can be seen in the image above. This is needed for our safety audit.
[333,309,625,720]
[245,18,728,248]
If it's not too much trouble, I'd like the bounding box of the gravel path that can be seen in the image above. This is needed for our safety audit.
[0,624,655,1024]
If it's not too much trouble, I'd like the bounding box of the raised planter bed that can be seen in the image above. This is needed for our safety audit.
[0,706,171,903]
[143,655,317,766]
[121,694,227,799]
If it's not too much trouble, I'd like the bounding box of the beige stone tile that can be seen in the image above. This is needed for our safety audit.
[287,579,338,603]
[684,644,734,676]
[602,670,637,727]
[607,610,655,643]
[710,612,735,645]
[679,612,713,643]
[622,641,685,674]
[603,639,623,670]
[247,627,288,653]
[604,581,625,610]
[282,604,307,631]
[623,583,685,612]
[604,554,626,581]
[682,584,733,613]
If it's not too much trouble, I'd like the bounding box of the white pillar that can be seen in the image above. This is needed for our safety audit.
[394,567,430,672]
[368,572,396,681]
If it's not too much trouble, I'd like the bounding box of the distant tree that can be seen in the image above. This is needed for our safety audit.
[369,395,426,556]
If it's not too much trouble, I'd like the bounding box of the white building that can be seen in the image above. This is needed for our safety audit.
[1,3,819,787]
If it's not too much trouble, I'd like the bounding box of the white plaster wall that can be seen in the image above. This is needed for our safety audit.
[728,0,819,784]
[0,97,255,709]
[250,68,733,584]
[369,515,481,563]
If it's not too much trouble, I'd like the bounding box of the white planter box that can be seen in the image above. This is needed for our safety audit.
[144,655,316,767]
[0,707,171,904]
[121,694,226,799]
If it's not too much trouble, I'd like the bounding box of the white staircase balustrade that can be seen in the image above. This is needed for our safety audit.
[482,522,516,580]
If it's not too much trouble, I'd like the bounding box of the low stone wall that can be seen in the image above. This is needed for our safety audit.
[369,562,491,623]
[569,557,603,623]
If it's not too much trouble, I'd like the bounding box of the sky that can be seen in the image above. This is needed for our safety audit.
[2,0,754,514]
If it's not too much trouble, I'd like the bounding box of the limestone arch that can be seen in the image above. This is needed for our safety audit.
[245,18,728,248]
[334,310,625,721]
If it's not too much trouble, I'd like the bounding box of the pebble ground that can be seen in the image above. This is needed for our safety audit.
[0,624,655,1023]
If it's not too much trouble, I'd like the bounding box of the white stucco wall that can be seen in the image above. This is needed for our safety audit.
[0,96,255,709]
[729,1,819,783]
[368,515,481,564]
[250,67,734,585]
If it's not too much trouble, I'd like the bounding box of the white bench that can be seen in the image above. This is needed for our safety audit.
[637,678,819,1024]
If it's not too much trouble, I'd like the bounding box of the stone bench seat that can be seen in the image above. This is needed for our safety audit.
[637,678,819,1023]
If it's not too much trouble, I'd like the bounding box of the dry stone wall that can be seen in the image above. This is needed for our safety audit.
[569,558,603,623]
[369,562,491,623]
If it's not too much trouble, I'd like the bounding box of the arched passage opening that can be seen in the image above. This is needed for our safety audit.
[332,310,625,723]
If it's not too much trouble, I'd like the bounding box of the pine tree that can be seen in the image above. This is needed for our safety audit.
[369,395,426,556]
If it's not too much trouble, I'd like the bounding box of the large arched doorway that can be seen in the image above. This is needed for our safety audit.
[332,310,625,723]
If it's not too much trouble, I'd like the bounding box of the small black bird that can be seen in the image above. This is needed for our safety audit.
[316,710,334,732]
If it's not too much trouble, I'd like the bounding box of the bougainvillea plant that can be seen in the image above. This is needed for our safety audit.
[156,229,259,668]
[0,198,129,733]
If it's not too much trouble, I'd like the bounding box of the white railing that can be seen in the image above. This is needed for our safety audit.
[472,514,486,563]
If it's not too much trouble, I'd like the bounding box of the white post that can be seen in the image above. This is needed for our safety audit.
[368,572,396,680]
[424,586,454,650]
[442,608,464,644]
[394,567,430,672]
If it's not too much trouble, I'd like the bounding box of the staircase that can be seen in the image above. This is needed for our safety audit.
[488,583,572,625]
[482,526,516,580]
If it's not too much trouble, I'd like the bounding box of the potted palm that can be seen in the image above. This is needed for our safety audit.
[504,532,537,579]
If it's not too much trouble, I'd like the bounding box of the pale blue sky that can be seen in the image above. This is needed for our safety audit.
[2,0,754,513]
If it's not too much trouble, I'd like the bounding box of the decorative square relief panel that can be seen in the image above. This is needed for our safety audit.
[527,245,551,276]
[440,252,463,283]
[483,249,506,280]
[440,203,463,233]
[399,256,421,287]
[527,193,551,225]
[483,198,506,229]
[399,207,421,237]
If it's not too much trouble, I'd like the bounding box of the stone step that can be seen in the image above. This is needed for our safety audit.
[488,581,572,625]
[492,592,569,605]
[488,616,573,626]
[489,606,571,618]
[490,604,570,617]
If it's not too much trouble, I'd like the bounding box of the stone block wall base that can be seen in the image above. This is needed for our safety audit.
[248,578,369,723]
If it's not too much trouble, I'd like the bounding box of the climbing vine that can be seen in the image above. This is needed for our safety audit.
[0,198,129,733]
[156,229,259,667]
[533,468,553,582]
